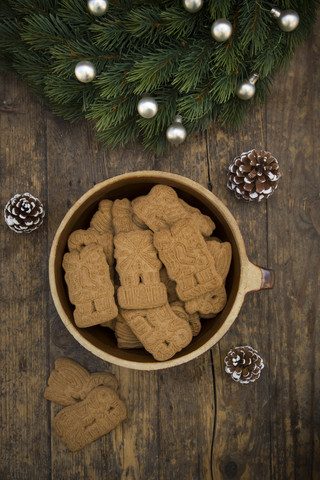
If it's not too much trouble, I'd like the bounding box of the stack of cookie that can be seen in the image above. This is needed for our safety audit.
[63,185,232,361]
[44,358,126,452]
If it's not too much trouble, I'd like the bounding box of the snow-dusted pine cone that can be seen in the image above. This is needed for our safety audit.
[224,346,264,384]
[4,193,45,233]
[227,149,280,202]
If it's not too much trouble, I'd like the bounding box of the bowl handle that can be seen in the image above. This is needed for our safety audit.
[244,261,275,293]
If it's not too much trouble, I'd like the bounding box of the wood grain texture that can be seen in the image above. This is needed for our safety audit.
[0,17,319,480]
[0,75,51,479]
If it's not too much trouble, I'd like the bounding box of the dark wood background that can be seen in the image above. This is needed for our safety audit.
[1,19,319,480]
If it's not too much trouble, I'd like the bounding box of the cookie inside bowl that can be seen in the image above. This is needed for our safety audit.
[50,172,242,370]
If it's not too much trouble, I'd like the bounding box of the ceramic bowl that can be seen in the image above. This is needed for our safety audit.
[49,171,274,370]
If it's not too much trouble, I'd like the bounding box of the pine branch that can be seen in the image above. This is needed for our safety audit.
[0,0,319,151]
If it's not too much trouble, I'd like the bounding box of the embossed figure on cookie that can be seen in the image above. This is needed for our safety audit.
[68,228,114,268]
[159,267,179,303]
[90,199,113,234]
[184,284,227,316]
[53,386,127,452]
[206,240,232,282]
[63,244,118,327]
[184,239,231,316]
[114,230,167,309]
[132,185,215,236]
[44,358,118,406]
[153,219,223,301]
[122,303,192,361]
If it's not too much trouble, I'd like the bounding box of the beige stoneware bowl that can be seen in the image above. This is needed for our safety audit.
[49,171,274,370]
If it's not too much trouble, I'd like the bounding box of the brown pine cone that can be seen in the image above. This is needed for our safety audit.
[4,193,45,233]
[224,346,264,384]
[227,149,280,202]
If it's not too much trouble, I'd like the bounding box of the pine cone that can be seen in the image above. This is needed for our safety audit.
[4,193,45,233]
[227,149,280,202]
[224,346,264,384]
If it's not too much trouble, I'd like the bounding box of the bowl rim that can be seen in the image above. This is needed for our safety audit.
[49,170,249,370]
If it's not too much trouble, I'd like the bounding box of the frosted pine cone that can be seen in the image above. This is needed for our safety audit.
[4,193,45,233]
[227,149,280,202]
[224,346,264,384]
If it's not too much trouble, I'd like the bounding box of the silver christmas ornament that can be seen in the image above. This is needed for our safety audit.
[182,0,204,13]
[166,115,187,145]
[87,0,109,16]
[236,73,259,101]
[270,8,299,32]
[75,60,97,83]
[211,19,233,42]
[137,94,158,119]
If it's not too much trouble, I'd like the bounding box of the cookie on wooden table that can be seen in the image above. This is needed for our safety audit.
[53,386,127,452]
[44,358,118,406]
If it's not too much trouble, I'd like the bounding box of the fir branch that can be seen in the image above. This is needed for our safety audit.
[172,41,213,92]
[127,46,183,94]
[0,0,319,152]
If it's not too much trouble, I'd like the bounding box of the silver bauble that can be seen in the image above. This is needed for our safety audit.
[211,19,233,42]
[236,73,259,101]
[182,0,204,13]
[137,94,158,119]
[74,61,97,83]
[88,0,109,16]
[166,115,187,145]
[270,8,299,32]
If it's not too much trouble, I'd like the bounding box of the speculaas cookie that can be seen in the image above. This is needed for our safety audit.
[63,244,118,327]
[206,239,232,282]
[153,218,223,301]
[199,312,217,319]
[44,358,118,406]
[170,301,201,337]
[68,227,114,269]
[132,213,148,230]
[184,239,231,316]
[114,230,167,309]
[90,199,113,234]
[121,303,192,361]
[132,185,215,236]
[101,282,120,328]
[115,313,143,349]
[53,386,127,452]
[159,267,179,303]
[184,284,227,316]
[100,318,117,329]
[112,198,137,235]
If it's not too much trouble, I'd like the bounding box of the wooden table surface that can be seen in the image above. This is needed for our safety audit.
[1,20,319,480]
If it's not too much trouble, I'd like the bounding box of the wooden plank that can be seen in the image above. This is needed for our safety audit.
[206,101,271,477]
[0,72,51,479]
[265,27,320,479]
